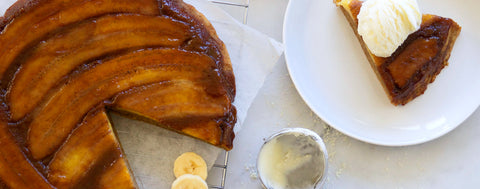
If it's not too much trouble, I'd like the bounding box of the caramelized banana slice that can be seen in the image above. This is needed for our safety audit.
[0,0,160,79]
[8,14,191,121]
[0,118,53,189]
[28,49,219,160]
[111,80,233,148]
[48,108,135,188]
[113,80,229,120]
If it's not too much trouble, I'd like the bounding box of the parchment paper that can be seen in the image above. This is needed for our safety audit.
[0,0,283,188]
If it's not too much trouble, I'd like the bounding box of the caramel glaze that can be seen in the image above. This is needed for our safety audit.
[0,0,236,188]
[70,146,121,189]
[347,0,460,105]
[159,0,235,100]
[381,16,457,105]
[0,180,7,189]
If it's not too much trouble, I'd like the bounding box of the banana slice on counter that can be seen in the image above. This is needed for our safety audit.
[174,152,208,180]
[171,174,208,189]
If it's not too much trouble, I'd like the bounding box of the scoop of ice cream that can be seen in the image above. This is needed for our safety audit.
[357,0,422,57]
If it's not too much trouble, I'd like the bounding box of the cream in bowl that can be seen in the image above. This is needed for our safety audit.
[257,128,328,189]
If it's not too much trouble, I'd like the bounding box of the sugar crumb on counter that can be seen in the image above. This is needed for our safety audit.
[244,163,259,180]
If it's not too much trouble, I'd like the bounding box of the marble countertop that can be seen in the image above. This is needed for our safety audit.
[216,0,480,188]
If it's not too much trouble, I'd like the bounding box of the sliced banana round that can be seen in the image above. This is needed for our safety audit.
[174,152,208,180]
[171,174,208,189]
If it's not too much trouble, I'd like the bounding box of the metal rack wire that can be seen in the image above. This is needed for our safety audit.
[211,0,250,24]
[209,151,230,189]
[207,1,249,188]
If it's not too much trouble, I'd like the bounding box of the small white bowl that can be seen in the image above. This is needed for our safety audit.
[257,128,328,189]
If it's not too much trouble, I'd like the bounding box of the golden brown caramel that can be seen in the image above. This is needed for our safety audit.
[388,38,439,88]
[28,49,223,160]
[7,14,192,121]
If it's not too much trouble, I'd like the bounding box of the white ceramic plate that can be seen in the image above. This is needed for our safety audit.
[283,0,480,146]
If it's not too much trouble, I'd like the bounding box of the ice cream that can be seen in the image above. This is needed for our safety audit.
[357,0,422,57]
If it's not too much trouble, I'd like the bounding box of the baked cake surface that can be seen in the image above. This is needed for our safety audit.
[335,0,461,105]
[0,0,236,188]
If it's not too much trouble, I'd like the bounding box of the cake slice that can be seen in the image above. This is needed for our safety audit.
[335,0,461,105]
[47,108,136,188]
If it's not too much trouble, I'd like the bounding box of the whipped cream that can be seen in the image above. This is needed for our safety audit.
[357,0,422,57]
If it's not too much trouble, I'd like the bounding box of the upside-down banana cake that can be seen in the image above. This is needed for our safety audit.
[335,0,461,105]
[0,0,236,188]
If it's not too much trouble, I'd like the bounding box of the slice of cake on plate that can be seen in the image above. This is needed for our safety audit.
[335,0,461,105]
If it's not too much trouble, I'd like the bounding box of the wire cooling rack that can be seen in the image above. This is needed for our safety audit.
[207,1,249,188]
